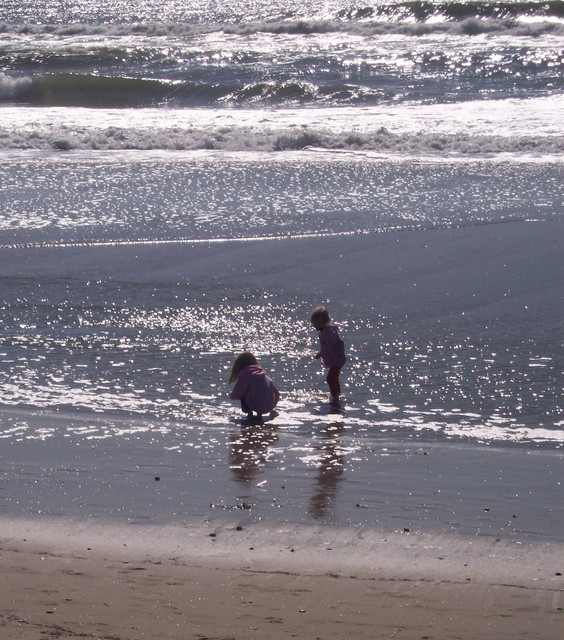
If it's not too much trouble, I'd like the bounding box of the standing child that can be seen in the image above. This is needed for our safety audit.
[311,306,346,405]
[229,352,280,421]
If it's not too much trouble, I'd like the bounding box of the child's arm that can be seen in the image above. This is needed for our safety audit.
[314,331,323,359]
[230,375,249,400]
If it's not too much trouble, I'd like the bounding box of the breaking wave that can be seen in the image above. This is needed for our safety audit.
[2,0,563,27]
[1,121,562,157]
[0,73,251,108]
[1,17,563,39]
[0,73,400,109]
[0,74,181,108]
[335,0,564,23]
[2,70,562,110]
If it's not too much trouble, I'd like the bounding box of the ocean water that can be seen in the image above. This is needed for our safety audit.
[0,1,563,540]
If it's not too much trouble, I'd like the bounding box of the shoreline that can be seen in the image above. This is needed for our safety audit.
[1,407,563,542]
[1,516,563,639]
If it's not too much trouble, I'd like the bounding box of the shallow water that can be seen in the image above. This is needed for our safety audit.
[1,153,562,245]
[1,154,562,443]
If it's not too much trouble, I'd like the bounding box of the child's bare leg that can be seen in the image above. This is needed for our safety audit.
[327,366,342,401]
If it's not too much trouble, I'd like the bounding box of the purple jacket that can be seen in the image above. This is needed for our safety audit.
[230,365,280,414]
[317,325,346,368]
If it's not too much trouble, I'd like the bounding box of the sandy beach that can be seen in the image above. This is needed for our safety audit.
[2,517,563,640]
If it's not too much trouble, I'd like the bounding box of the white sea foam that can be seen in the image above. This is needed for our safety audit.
[0,73,33,99]
[0,97,562,157]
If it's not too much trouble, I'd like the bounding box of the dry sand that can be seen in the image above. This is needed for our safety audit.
[2,522,563,640]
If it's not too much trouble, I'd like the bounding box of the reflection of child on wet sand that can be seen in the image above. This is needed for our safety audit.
[311,306,346,405]
[229,352,280,421]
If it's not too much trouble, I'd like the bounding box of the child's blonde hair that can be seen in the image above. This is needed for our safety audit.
[229,351,259,383]
[310,306,331,329]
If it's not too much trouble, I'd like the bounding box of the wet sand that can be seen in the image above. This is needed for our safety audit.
[1,518,563,640]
